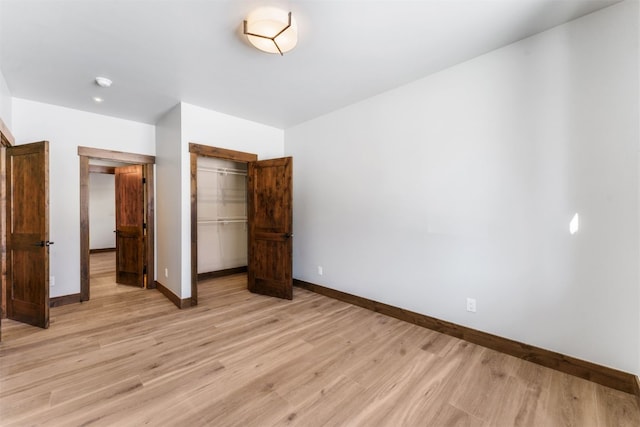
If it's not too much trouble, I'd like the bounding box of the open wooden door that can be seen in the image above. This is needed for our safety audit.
[247,157,293,299]
[6,141,50,328]
[115,165,145,287]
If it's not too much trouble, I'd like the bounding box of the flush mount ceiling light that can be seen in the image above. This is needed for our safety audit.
[243,7,297,55]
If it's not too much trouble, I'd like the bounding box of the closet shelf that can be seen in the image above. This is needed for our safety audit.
[197,166,247,176]
[198,217,247,225]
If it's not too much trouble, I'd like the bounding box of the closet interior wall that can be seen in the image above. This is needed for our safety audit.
[197,157,248,274]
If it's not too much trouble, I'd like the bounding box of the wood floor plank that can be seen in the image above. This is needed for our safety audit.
[325,351,441,426]
[275,374,366,426]
[424,403,486,427]
[182,375,293,427]
[350,340,483,426]
[0,252,638,426]
[485,361,553,426]
[450,347,519,420]
[536,370,600,427]
[595,384,640,427]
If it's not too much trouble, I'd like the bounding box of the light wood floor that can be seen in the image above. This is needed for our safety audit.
[1,253,638,426]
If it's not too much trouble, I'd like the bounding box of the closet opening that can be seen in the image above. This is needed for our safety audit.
[189,143,257,306]
[196,158,248,281]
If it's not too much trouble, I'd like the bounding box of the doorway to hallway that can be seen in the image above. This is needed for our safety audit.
[78,146,155,302]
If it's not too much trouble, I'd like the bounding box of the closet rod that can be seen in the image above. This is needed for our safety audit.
[197,166,247,176]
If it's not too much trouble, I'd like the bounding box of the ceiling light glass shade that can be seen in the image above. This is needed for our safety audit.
[244,8,297,55]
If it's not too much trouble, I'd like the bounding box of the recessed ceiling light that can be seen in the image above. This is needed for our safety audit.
[93,96,104,103]
[95,76,112,88]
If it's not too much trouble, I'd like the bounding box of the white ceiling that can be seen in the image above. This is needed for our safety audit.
[0,0,622,129]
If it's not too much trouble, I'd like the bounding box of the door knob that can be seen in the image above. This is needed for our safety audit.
[33,241,54,247]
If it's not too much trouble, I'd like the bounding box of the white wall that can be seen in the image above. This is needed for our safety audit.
[124,100,284,300]
[182,103,284,160]
[0,67,11,128]
[155,104,183,297]
[175,102,284,298]
[285,1,639,375]
[89,173,115,250]
[11,98,155,298]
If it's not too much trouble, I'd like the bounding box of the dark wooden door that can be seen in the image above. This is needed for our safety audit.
[6,141,50,328]
[115,165,145,287]
[247,157,293,299]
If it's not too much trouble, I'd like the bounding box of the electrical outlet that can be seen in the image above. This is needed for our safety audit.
[50,276,55,287]
[466,298,476,313]
[317,266,323,276]
[164,268,169,278]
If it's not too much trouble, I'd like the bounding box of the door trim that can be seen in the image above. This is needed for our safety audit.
[0,117,14,146]
[78,146,155,301]
[189,143,257,306]
[0,117,11,322]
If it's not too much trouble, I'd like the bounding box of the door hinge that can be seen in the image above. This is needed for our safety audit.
[142,177,146,184]
[143,265,147,274]
[143,223,147,229]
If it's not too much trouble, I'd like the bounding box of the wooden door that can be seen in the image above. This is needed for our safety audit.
[6,141,50,328]
[247,157,293,299]
[115,165,145,287]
